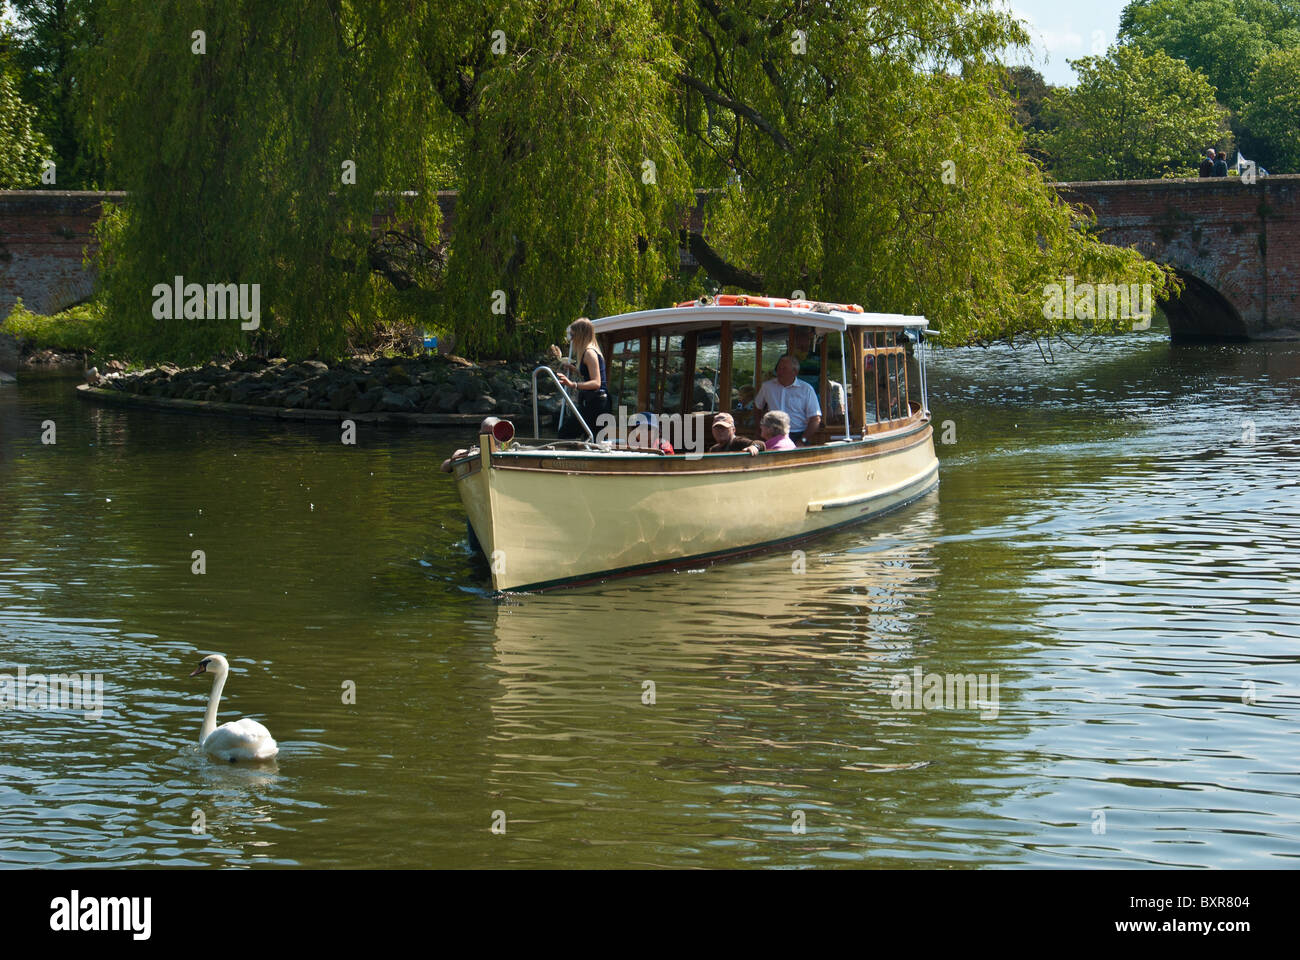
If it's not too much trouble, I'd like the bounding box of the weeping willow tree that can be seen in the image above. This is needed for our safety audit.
[85,0,452,361]
[669,0,1174,346]
[84,0,1173,360]
[425,0,692,357]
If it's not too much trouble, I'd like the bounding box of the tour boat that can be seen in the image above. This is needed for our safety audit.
[447,297,939,591]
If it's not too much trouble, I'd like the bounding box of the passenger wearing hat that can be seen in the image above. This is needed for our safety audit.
[627,412,674,455]
[707,411,762,455]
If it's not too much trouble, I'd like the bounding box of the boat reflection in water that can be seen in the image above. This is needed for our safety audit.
[486,498,957,740]
[476,496,1035,866]
[489,493,943,671]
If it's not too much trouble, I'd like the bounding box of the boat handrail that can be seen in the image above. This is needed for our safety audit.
[532,366,595,442]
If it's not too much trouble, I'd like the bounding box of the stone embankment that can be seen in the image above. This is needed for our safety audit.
[76,351,572,427]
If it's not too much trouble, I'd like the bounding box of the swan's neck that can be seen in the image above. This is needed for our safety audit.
[201,672,227,743]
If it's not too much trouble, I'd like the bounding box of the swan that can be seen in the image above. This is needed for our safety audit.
[189,654,279,762]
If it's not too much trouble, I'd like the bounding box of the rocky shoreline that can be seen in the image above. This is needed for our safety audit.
[85,351,572,423]
[0,332,90,374]
[19,347,89,369]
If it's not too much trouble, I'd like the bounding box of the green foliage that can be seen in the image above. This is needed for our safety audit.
[1238,49,1300,173]
[1039,46,1227,182]
[0,63,51,187]
[1001,65,1055,136]
[432,0,692,357]
[6,0,102,188]
[86,0,449,363]
[672,2,1172,346]
[83,0,1176,359]
[2,298,106,352]
[1119,0,1300,111]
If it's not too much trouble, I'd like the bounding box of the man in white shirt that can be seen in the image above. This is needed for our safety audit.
[753,354,822,444]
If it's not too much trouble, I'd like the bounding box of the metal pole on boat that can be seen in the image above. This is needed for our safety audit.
[839,330,850,441]
[918,329,929,417]
[556,343,574,434]
[532,365,595,442]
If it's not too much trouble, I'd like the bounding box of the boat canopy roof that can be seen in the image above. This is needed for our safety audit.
[591,302,928,337]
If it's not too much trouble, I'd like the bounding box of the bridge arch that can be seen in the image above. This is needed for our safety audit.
[1160,266,1249,341]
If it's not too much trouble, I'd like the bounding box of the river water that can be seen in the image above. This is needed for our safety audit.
[2,321,1298,868]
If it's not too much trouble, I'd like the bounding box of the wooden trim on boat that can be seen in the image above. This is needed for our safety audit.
[850,327,866,433]
[681,330,697,416]
[637,329,650,410]
[486,418,932,477]
[818,332,829,420]
[719,321,733,411]
[451,411,932,482]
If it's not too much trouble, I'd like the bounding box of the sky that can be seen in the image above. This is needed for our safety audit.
[1001,0,1134,86]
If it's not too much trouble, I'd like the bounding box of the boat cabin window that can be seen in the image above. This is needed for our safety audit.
[692,330,723,413]
[606,338,640,414]
[722,328,770,435]
[650,334,687,413]
[583,311,925,450]
[864,330,909,424]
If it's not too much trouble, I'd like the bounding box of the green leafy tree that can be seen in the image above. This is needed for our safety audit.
[1001,65,1054,135]
[426,0,692,357]
[85,0,452,361]
[1239,48,1300,173]
[1039,46,1227,181]
[6,0,103,187]
[0,61,51,187]
[84,0,1173,359]
[86,0,692,361]
[1118,0,1300,111]
[668,2,1171,346]
[1000,65,1056,163]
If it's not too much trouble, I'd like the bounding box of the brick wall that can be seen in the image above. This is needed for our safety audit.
[0,191,122,318]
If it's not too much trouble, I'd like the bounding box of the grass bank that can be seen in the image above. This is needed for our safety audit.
[2,300,107,357]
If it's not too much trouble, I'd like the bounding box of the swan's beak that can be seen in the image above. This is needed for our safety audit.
[189,664,207,677]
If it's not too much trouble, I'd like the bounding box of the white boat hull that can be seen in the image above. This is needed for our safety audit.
[453,421,939,591]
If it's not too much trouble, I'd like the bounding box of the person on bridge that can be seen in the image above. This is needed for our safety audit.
[1213,152,1229,177]
[1199,148,1215,178]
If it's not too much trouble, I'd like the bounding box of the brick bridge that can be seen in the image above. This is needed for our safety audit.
[1059,175,1300,340]
[5,180,1300,340]
[0,191,120,318]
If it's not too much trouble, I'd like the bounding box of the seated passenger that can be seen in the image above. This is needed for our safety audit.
[707,412,762,456]
[753,354,822,445]
[627,412,674,455]
[760,410,797,451]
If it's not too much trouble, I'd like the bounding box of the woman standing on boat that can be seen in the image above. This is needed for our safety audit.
[557,318,609,439]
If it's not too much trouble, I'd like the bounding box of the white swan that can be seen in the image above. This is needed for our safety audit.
[189,654,279,762]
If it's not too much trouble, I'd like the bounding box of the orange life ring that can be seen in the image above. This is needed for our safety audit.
[714,294,795,308]
[674,295,864,312]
